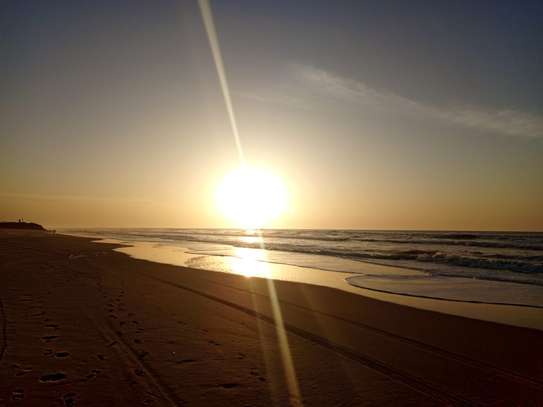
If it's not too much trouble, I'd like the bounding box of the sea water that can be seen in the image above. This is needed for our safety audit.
[63,228,543,308]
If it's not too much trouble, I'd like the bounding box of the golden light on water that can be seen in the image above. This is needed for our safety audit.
[215,166,288,229]
[228,247,270,278]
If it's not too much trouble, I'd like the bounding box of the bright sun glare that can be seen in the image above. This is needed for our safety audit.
[215,166,288,229]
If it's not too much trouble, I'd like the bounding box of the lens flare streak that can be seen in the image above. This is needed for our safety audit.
[198,0,244,163]
[198,2,302,403]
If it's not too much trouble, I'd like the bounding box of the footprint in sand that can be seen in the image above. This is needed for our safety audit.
[86,369,100,379]
[55,351,70,358]
[137,350,149,360]
[249,370,266,382]
[63,392,76,407]
[15,369,32,377]
[220,383,240,389]
[11,389,24,401]
[14,364,33,376]
[176,358,197,364]
[39,372,67,382]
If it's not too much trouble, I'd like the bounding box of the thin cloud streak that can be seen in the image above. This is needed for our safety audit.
[237,91,311,111]
[296,65,543,138]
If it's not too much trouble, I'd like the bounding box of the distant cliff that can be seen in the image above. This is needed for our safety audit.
[0,221,46,231]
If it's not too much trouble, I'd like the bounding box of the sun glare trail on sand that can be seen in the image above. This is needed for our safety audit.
[198,1,302,404]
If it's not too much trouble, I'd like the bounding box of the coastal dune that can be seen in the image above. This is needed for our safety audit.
[1,230,542,405]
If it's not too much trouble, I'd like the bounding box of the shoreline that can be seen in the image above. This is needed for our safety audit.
[69,233,543,331]
[2,230,543,405]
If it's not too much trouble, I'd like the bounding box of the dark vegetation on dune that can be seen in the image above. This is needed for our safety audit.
[0,221,46,230]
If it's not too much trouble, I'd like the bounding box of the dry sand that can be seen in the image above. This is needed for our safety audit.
[1,230,542,406]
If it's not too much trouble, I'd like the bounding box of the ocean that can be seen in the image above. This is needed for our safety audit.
[64,228,543,308]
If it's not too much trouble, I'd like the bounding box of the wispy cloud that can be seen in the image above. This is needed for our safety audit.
[236,91,311,111]
[293,65,543,138]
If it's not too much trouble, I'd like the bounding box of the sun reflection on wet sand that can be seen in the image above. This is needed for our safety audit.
[225,241,302,404]
[250,232,303,406]
[227,248,271,278]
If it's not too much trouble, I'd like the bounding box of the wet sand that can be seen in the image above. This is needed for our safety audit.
[1,230,542,405]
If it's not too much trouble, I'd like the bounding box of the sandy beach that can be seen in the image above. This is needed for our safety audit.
[1,230,542,406]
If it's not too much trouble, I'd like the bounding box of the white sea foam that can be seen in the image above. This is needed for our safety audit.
[62,228,543,307]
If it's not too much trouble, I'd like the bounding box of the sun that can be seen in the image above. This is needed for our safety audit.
[215,165,288,229]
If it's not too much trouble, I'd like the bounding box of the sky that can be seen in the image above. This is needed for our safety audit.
[1,0,542,230]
